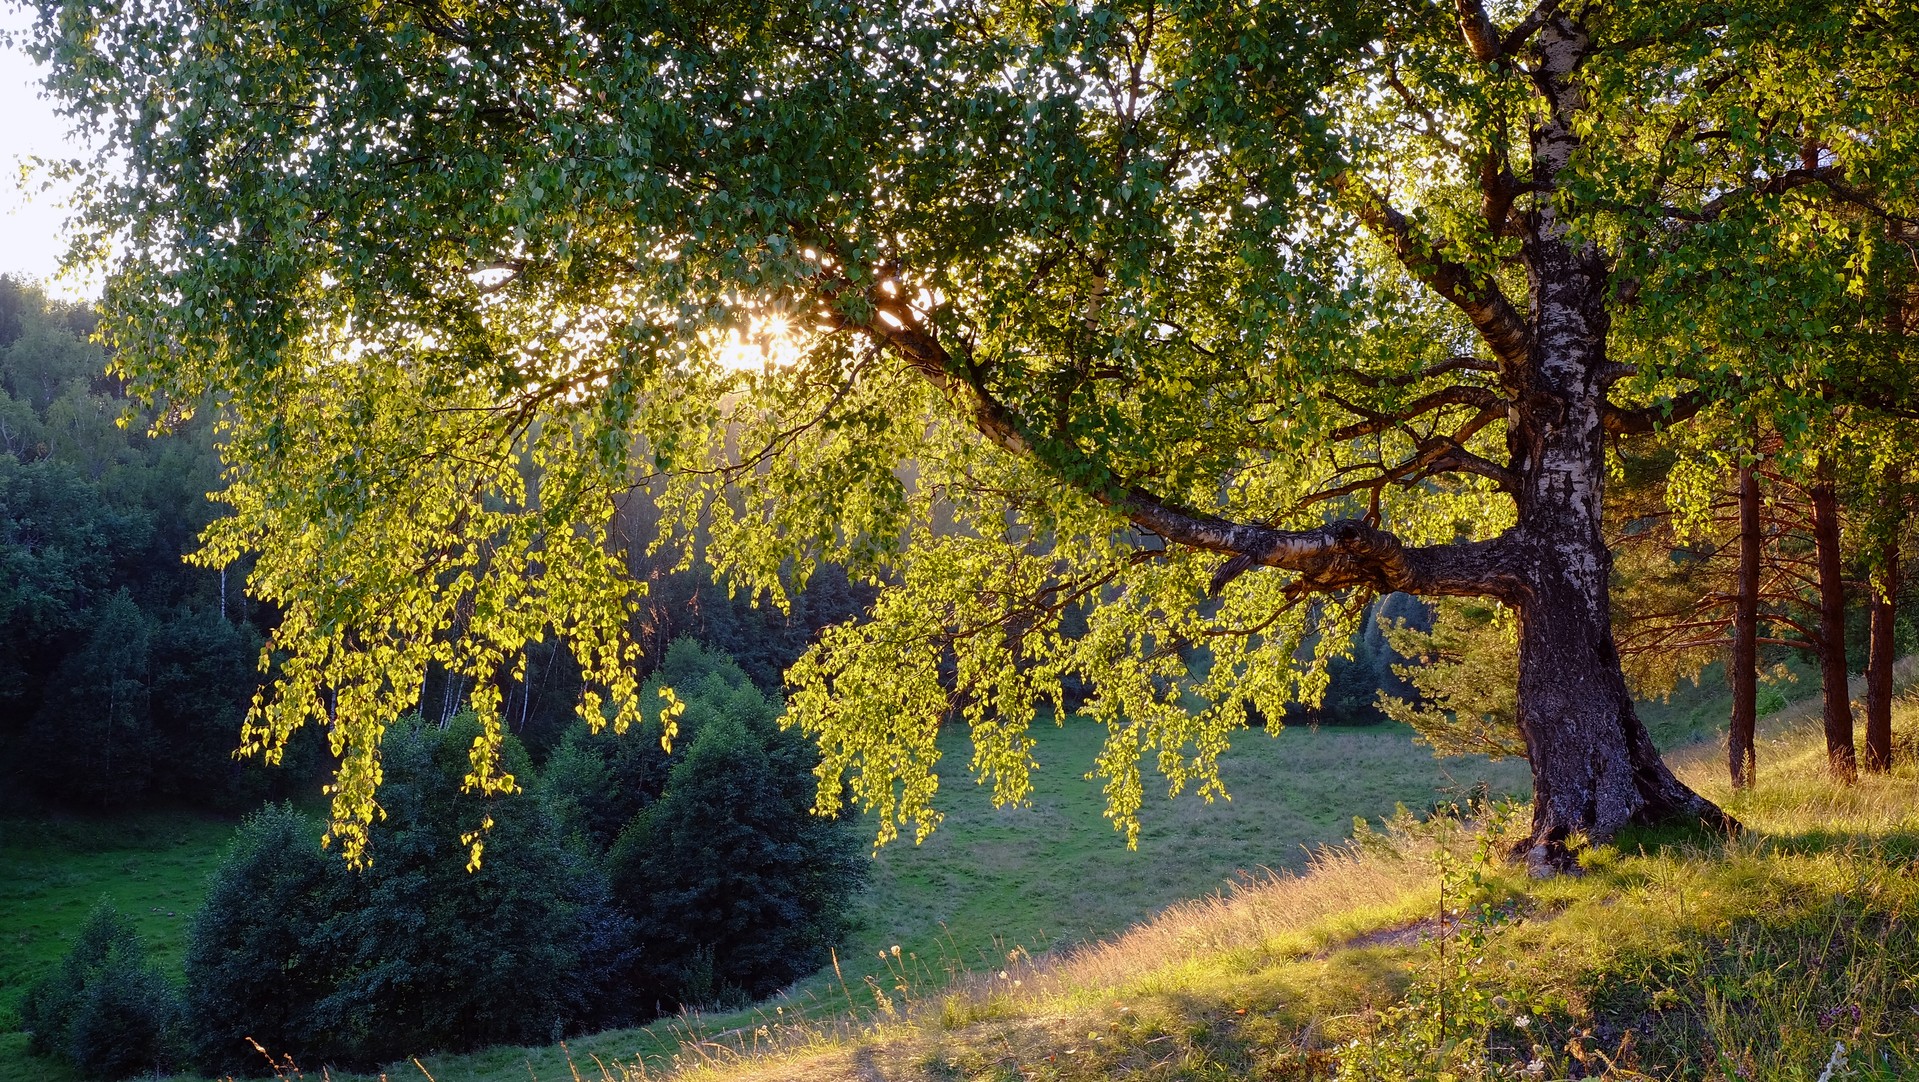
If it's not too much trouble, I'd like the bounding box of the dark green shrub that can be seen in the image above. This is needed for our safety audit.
[183,804,354,1074]
[607,647,866,1007]
[537,638,740,850]
[540,717,670,852]
[184,722,634,1073]
[310,719,635,1062]
[20,899,180,1079]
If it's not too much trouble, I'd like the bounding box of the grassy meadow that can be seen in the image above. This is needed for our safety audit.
[577,690,1919,1082]
[3,666,1906,1082]
[0,716,1530,1082]
[0,813,238,1081]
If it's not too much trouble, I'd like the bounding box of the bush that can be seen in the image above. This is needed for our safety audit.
[313,720,635,1060]
[540,713,671,852]
[184,640,864,1070]
[537,638,754,851]
[606,643,866,1007]
[20,899,181,1079]
[182,804,354,1074]
[184,722,635,1074]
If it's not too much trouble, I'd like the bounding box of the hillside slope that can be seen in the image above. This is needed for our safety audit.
[598,695,1919,1082]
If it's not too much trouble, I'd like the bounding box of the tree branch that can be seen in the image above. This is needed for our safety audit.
[1331,172,1532,366]
[1499,0,1563,58]
[1661,166,1919,229]
[1601,388,1710,435]
[837,296,1526,603]
[1330,384,1504,441]
[1454,0,1501,63]
[1349,355,1497,389]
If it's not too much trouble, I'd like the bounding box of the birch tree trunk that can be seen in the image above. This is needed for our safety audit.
[1504,237,1725,869]
[1496,16,1729,869]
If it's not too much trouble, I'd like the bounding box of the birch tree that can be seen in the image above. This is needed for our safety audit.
[28,0,1919,869]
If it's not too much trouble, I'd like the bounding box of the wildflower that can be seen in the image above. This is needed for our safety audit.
[1515,1014,1532,1029]
[891,944,902,957]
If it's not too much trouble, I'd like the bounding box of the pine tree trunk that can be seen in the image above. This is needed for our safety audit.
[1730,461,1760,788]
[1864,465,1902,772]
[1865,548,1898,771]
[1811,473,1857,783]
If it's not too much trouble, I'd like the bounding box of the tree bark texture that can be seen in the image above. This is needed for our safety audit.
[1498,15,1728,870]
[1501,235,1725,870]
[1730,461,1760,788]
[1811,474,1858,783]
[1864,465,1903,773]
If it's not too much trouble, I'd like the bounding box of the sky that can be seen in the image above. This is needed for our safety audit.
[1,5,99,299]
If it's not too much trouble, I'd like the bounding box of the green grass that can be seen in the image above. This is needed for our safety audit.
[399,719,1530,1082]
[614,705,1919,1082]
[10,664,1905,1082]
[0,810,237,1081]
[834,717,1531,991]
[0,719,1529,1082]
[616,684,1919,1082]
[1635,657,1820,751]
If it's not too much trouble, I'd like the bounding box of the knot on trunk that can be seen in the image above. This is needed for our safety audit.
[1283,520,1413,596]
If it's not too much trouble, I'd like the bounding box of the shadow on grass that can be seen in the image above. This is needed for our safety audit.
[1744,825,1919,863]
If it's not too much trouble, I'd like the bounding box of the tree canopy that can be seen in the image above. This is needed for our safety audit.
[27,0,1919,867]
